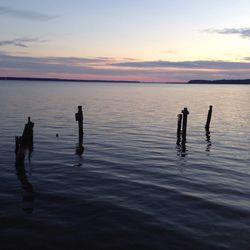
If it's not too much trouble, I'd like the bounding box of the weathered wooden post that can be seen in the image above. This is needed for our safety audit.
[21,117,34,146]
[15,117,34,160]
[181,107,189,146]
[176,114,182,145]
[205,105,213,130]
[75,106,83,133]
[75,106,84,156]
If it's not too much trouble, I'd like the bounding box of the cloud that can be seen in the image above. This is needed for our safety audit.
[0,53,138,75]
[0,38,45,48]
[205,28,250,38]
[162,50,179,54]
[0,6,58,20]
[1,53,250,82]
[111,60,250,70]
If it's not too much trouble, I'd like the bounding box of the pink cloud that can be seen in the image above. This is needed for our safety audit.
[1,53,250,82]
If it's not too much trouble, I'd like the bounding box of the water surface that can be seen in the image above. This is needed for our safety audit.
[0,81,249,249]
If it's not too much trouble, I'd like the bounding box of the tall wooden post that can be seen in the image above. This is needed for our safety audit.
[181,107,189,145]
[75,106,84,156]
[75,106,83,133]
[205,105,213,130]
[176,114,182,145]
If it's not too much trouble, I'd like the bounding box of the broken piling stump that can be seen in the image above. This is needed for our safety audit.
[15,117,34,160]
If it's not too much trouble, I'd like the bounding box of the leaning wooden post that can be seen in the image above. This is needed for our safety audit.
[181,107,189,145]
[205,105,213,130]
[176,114,182,145]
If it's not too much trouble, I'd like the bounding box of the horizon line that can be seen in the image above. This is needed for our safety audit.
[0,76,187,84]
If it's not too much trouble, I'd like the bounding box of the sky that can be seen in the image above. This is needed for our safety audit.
[1,0,250,82]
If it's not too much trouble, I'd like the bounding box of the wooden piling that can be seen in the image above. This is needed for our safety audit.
[76,131,84,156]
[75,106,83,132]
[15,117,34,159]
[205,105,213,130]
[20,117,33,143]
[181,107,189,145]
[75,106,84,156]
[176,114,182,145]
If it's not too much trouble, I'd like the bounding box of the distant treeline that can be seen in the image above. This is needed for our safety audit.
[0,77,140,83]
[188,79,250,84]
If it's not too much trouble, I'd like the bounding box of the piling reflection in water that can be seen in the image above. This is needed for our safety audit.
[76,128,84,157]
[176,144,187,157]
[205,129,212,152]
[15,117,35,213]
[15,152,35,213]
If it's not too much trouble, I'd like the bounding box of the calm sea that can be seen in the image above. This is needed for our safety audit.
[0,81,249,250]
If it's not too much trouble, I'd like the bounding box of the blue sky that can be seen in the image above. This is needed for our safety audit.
[1,0,250,81]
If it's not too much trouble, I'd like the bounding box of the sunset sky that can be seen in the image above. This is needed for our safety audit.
[1,0,250,82]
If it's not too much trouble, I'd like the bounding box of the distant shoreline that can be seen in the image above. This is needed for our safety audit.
[1,77,250,84]
[188,79,250,84]
[0,77,140,83]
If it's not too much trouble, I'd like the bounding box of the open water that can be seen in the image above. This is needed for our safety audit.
[0,81,249,249]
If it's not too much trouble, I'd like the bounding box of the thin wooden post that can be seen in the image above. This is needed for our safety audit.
[76,131,84,156]
[75,106,84,156]
[205,105,213,130]
[75,106,83,133]
[176,114,182,145]
[181,107,189,145]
